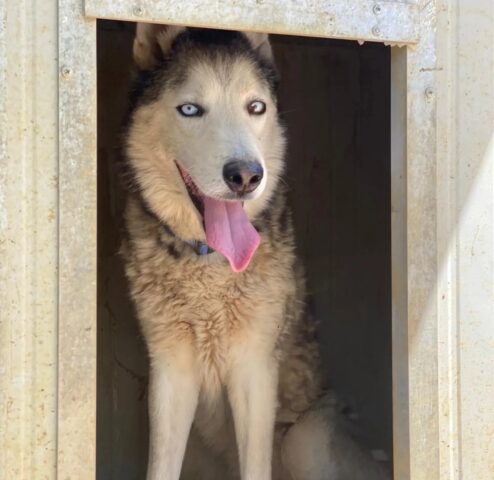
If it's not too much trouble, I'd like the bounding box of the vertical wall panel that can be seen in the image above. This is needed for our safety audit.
[436,1,494,478]
[391,45,410,480]
[405,0,440,474]
[58,0,97,478]
[0,0,59,477]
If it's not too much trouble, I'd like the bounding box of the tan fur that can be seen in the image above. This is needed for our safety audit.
[134,24,186,70]
[122,24,390,480]
[123,189,321,478]
[125,54,285,243]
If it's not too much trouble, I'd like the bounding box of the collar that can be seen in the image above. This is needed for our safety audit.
[137,196,215,257]
[160,225,214,256]
[187,240,215,256]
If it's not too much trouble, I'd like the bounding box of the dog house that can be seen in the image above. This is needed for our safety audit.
[1,1,493,479]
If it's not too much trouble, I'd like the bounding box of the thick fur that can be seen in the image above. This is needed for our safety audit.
[122,24,390,480]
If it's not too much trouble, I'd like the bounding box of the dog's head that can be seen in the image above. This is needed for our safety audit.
[125,24,286,271]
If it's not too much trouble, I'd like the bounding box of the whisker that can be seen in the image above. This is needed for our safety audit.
[277,177,289,187]
[277,108,300,116]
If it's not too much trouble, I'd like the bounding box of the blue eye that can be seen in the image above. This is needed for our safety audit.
[177,103,204,117]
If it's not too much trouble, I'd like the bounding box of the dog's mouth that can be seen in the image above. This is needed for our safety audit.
[176,163,260,273]
[177,163,206,217]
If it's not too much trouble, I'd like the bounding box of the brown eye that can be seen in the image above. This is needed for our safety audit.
[247,100,266,115]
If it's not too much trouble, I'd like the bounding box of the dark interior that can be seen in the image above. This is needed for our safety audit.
[97,20,392,479]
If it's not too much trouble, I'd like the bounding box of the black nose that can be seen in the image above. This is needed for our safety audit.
[223,160,264,194]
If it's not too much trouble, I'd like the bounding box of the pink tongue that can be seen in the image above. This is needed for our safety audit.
[203,197,260,272]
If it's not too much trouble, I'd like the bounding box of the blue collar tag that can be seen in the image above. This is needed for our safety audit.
[197,242,211,255]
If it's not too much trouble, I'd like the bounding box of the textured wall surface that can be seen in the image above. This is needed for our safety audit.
[0,0,59,477]
[86,0,419,45]
[435,1,494,478]
[2,1,492,479]
[0,0,97,478]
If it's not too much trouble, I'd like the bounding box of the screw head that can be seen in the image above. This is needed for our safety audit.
[61,66,72,78]
[372,25,381,36]
[133,6,143,16]
[373,4,382,15]
[425,87,435,101]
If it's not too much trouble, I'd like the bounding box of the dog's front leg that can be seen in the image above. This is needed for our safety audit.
[147,345,199,480]
[228,351,278,480]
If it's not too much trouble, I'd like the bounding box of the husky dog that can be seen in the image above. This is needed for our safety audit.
[122,23,389,480]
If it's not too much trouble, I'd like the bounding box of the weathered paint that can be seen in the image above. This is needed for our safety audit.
[57,0,97,478]
[391,1,494,479]
[390,45,410,480]
[0,0,493,479]
[435,1,494,479]
[0,0,59,478]
[403,0,441,478]
[392,2,441,476]
[84,0,420,45]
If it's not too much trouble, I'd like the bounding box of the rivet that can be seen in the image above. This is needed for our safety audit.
[133,6,144,16]
[372,25,381,36]
[373,4,382,15]
[425,87,435,101]
[61,66,72,78]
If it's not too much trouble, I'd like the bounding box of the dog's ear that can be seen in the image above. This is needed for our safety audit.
[243,32,274,63]
[133,23,185,70]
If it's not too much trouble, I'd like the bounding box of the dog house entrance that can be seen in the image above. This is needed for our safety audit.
[97,20,392,478]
